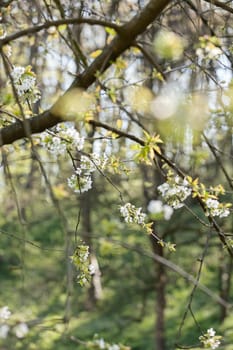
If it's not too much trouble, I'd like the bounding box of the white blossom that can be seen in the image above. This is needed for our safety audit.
[80,155,96,173]
[78,273,88,286]
[157,182,170,197]
[42,125,109,195]
[120,202,146,225]
[92,337,125,350]
[147,200,173,220]
[206,199,219,209]
[11,65,41,103]
[163,205,174,220]
[11,66,25,81]
[205,198,230,218]
[207,46,222,59]
[136,208,146,224]
[67,174,92,194]
[207,328,216,337]
[13,322,29,338]
[41,126,108,195]
[67,153,108,195]
[199,328,222,349]
[0,324,10,339]
[41,124,84,156]
[196,36,222,61]
[147,200,163,214]
[0,306,11,321]
[158,177,191,209]
[70,244,89,264]
[41,134,67,155]
[91,152,108,170]
[95,338,106,349]
[58,124,84,151]
[89,264,96,275]
[70,244,94,286]
[108,344,120,350]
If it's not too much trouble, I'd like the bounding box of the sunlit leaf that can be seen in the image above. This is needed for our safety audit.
[90,49,102,58]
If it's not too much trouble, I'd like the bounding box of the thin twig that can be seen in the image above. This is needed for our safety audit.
[0,17,122,47]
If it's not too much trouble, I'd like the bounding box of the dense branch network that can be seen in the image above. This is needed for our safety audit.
[0,0,171,145]
[0,0,232,258]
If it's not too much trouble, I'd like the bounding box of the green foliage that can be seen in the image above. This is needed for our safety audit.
[132,131,163,165]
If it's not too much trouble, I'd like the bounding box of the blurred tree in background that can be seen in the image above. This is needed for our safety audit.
[0,0,233,349]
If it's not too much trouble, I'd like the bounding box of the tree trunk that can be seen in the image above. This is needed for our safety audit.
[140,164,167,350]
[150,234,167,350]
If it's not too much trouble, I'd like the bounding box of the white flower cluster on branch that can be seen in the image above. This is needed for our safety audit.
[70,243,95,286]
[205,198,230,218]
[120,203,146,225]
[67,153,108,194]
[41,124,108,194]
[196,35,222,60]
[119,201,176,251]
[158,176,191,209]
[199,328,222,349]
[67,171,93,194]
[157,174,231,219]
[10,65,41,103]
[41,123,84,155]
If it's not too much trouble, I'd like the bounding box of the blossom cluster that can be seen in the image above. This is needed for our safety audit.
[147,200,173,220]
[205,198,230,218]
[67,153,108,194]
[196,35,222,60]
[199,328,222,349]
[68,172,92,194]
[93,338,119,350]
[10,65,41,103]
[0,306,29,339]
[87,336,130,350]
[70,244,95,286]
[158,176,191,209]
[41,123,84,155]
[120,203,146,225]
[119,202,175,251]
[41,124,108,194]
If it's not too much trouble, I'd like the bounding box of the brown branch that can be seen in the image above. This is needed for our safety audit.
[1,0,231,257]
[134,43,167,81]
[177,229,212,342]
[0,0,171,145]
[0,227,64,252]
[203,133,233,190]
[88,120,233,258]
[0,17,122,47]
[94,235,231,309]
[202,0,233,15]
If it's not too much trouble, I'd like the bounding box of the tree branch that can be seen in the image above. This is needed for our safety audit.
[95,235,231,308]
[203,0,233,15]
[87,120,233,258]
[0,0,171,145]
[0,18,122,47]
